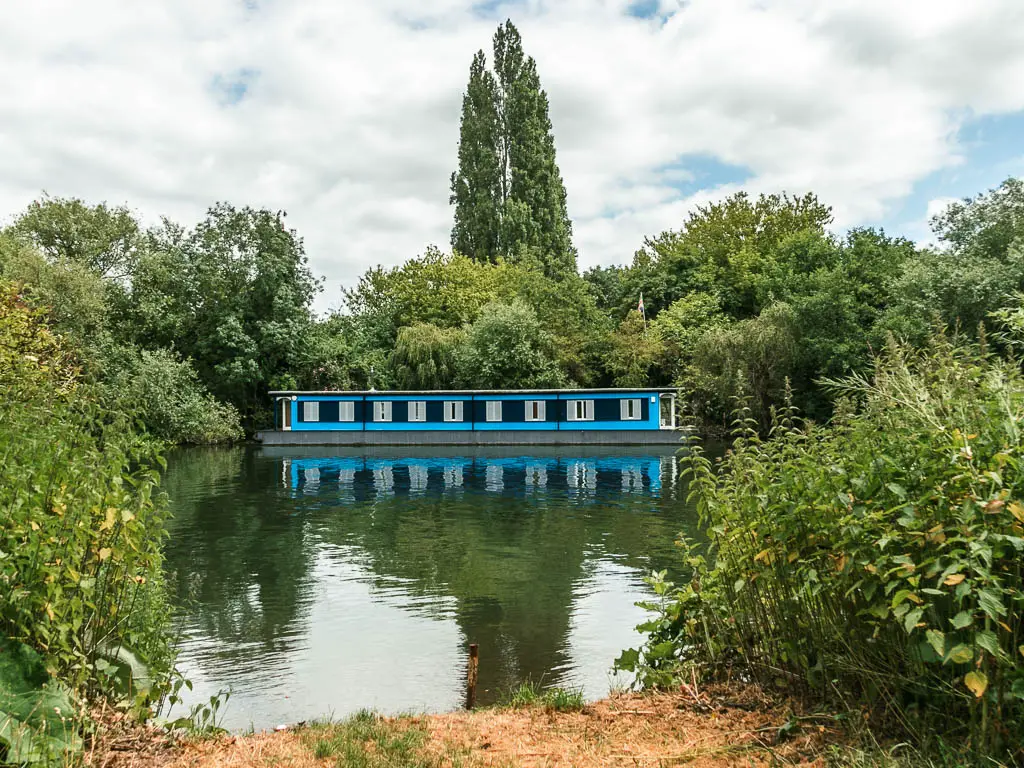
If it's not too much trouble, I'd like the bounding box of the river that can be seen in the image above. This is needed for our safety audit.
[160,445,700,731]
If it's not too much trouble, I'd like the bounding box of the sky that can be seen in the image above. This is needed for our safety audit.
[2,0,1024,314]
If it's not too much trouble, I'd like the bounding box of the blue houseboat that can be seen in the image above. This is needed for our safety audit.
[257,388,681,446]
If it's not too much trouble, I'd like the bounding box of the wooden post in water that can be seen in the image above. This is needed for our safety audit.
[465,643,479,710]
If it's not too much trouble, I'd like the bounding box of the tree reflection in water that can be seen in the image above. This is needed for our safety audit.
[162,445,703,731]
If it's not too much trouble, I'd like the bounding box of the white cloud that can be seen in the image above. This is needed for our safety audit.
[2,0,1024,314]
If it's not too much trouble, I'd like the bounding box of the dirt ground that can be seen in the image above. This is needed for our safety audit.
[88,685,842,768]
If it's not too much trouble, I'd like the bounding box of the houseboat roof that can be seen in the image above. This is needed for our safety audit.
[269,388,680,396]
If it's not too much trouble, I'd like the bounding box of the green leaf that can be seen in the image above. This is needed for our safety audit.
[925,629,945,658]
[891,589,914,609]
[0,638,81,765]
[916,640,941,663]
[975,630,1001,658]
[945,644,974,665]
[978,589,1007,619]
[95,643,154,697]
[950,611,973,630]
[903,607,924,634]
[886,483,907,499]
[1012,679,1024,701]
[614,648,640,672]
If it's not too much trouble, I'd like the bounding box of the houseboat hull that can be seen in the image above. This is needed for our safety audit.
[255,428,686,447]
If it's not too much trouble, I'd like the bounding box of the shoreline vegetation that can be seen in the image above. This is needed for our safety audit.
[4,18,1024,768]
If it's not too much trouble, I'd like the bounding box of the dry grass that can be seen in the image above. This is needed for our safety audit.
[81,703,179,768]
[112,686,844,768]
[422,684,836,767]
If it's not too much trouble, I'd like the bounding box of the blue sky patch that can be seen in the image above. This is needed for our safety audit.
[471,0,520,20]
[659,154,754,196]
[875,110,1024,241]
[626,0,661,19]
[210,68,260,106]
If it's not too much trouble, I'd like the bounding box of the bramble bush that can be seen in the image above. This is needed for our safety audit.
[618,330,1024,762]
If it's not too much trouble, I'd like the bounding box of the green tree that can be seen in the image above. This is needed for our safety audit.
[687,303,799,431]
[11,195,143,280]
[603,310,665,388]
[293,315,359,391]
[931,177,1024,261]
[650,292,728,384]
[450,20,576,278]
[618,192,834,320]
[343,248,509,333]
[120,204,320,425]
[458,300,562,389]
[504,268,612,386]
[450,51,501,264]
[877,178,1024,346]
[0,232,109,343]
[390,323,464,389]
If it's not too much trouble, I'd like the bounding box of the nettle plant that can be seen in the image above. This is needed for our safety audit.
[619,332,1024,760]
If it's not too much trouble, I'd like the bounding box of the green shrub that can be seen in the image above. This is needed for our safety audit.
[458,300,564,389]
[0,638,81,766]
[618,332,1024,761]
[100,345,244,445]
[0,283,176,716]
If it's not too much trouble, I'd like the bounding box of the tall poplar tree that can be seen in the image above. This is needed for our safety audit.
[450,21,576,279]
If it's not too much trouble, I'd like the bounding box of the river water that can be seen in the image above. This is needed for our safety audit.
[161,445,699,731]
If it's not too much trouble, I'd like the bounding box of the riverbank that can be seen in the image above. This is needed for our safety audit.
[89,685,854,768]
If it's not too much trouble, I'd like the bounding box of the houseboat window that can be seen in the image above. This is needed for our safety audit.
[339,401,355,422]
[620,398,642,420]
[408,401,427,422]
[443,401,464,422]
[303,401,320,422]
[567,399,594,421]
[525,400,546,421]
[485,401,502,422]
[374,401,392,422]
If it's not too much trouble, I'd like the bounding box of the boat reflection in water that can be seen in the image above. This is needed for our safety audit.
[281,452,679,500]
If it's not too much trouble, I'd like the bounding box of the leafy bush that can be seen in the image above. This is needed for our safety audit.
[458,300,564,389]
[101,346,244,444]
[619,332,1024,761]
[0,283,176,718]
[0,638,81,765]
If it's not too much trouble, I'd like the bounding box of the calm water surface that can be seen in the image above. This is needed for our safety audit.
[161,445,699,731]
